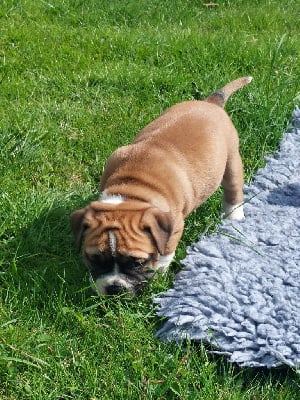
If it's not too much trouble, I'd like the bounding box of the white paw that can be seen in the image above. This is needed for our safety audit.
[157,252,175,273]
[223,202,245,220]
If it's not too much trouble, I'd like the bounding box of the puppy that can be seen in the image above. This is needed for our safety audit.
[71,76,252,295]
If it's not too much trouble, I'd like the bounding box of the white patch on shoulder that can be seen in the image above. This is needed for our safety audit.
[157,252,175,273]
[223,202,245,220]
[99,191,124,205]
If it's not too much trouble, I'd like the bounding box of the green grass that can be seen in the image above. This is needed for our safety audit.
[1,0,300,398]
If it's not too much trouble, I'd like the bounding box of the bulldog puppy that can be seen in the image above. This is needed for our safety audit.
[71,76,252,295]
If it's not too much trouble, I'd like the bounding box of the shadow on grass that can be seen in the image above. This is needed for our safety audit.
[210,346,300,385]
[191,341,300,397]
[0,195,97,311]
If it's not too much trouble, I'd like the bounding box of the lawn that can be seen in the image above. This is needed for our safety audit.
[1,0,300,398]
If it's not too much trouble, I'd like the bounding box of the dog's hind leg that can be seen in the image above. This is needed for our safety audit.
[221,152,245,220]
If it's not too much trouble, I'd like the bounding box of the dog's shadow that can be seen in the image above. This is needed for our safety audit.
[267,183,300,207]
[1,196,95,310]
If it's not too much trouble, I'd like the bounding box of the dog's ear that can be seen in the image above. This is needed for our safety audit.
[141,208,173,255]
[70,208,88,251]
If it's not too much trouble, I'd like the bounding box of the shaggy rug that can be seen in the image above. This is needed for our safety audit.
[155,106,300,369]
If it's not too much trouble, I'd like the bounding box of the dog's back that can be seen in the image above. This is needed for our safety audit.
[101,77,252,216]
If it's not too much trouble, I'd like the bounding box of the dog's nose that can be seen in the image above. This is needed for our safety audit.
[106,284,124,295]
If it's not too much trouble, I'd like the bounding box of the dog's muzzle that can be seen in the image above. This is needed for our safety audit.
[105,284,125,295]
[89,270,151,295]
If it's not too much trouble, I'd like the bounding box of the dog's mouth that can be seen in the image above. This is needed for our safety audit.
[89,270,154,295]
[91,277,150,296]
[85,252,157,295]
[105,284,128,295]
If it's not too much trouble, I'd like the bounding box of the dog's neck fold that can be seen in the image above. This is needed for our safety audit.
[99,192,125,205]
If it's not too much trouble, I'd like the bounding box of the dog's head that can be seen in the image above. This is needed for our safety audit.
[70,200,174,295]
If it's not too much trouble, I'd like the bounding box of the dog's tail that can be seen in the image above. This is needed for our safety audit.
[205,76,252,108]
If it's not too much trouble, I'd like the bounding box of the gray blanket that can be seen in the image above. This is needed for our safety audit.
[155,106,300,369]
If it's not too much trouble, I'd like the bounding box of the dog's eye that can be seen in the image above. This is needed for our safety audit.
[130,257,151,270]
[87,254,101,266]
[128,259,142,270]
[86,254,112,273]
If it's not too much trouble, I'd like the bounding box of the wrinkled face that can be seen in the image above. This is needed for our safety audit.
[70,201,174,295]
[85,240,158,295]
